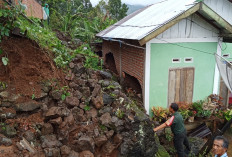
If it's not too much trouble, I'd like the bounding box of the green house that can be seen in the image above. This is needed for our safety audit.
[97,0,232,115]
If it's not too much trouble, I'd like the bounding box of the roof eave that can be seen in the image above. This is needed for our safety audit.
[139,2,232,46]
[138,3,201,46]
[199,3,232,36]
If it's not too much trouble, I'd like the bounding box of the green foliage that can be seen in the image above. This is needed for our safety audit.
[179,109,189,120]
[165,128,173,142]
[75,44,101,70]
[59,86,70,101]
[0,82,7,90]
[223,109,232,121]
[108,0,128,20]
[1,57,9,66]
[99,124,106,131]
[115,108,124,119]
[84,105,90,111]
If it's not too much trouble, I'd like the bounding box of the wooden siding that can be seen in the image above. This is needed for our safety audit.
[204,0,232,25]
[156,14,219,39]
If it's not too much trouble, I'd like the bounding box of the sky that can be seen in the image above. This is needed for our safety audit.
[90,0,162,6]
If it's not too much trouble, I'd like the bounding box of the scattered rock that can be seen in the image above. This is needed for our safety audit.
[74,136,95,153]
[14,101,41,112]
[100,71,112,79]
[94,135,107,147]
[103,94,114,105]
[0,136,12,146]
[5,125,17,137]
[23,130,36,142]
[92,96,103,109]
[44,148,61,157]
[60,145,71,156]
[68,150,80,157]
[41,123,54,135]
[79,150,93,157]
[66,96,80,107]
[100,113,112,125]
[41,134,62,148]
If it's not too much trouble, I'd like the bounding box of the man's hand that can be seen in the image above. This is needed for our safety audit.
[153,127,158,132]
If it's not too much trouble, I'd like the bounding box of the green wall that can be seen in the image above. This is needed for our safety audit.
[149,42,217,112]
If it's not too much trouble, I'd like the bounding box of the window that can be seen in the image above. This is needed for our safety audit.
[184,57,193,63]
[172,58,181,63]
[222,54,230,58]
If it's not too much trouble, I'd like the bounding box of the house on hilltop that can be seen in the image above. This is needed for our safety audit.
[96,0,232,114]
[0,0,43,19]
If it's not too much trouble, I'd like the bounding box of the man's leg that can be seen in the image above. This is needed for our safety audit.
[173,133,185,157]
[183,134,191,155]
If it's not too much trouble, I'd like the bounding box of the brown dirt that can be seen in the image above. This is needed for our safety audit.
[0,36,66,97]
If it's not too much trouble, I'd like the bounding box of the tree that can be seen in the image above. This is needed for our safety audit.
[108,0,128,20]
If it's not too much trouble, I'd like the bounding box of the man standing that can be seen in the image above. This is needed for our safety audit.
[213,136,229,157]
[153,103,191,157]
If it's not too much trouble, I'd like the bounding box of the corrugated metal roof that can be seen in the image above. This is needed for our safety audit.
[96,0,199,40]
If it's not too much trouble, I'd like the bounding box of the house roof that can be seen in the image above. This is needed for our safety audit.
[96,0,232,45]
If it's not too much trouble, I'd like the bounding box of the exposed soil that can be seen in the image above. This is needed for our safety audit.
[0,36,65,98]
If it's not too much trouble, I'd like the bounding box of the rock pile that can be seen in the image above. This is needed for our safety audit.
[0,54,158,156]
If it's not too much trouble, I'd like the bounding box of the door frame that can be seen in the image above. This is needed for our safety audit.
[167,67,195,107]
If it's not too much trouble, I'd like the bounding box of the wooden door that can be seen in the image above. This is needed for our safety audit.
[168,68,194,106]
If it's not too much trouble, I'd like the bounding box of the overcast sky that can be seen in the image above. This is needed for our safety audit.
[90,0,162,6]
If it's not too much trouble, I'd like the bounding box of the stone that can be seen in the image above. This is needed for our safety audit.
[86,108,98,119]
[113,134,123,145]
[81,87,90,98]
[73,63,85,75]
[74,78,87,86]
[79,150,94,157]
[0,136,12,146]
[68,150,80,157]
[5,125,17,137]
[44,148,61,157]
[106,130,114,139]
[23,130,35,142]
[103,94,114,105]
[69,82,79,89]
[74,136,95,153]
[0,91,19,102]
[69,62,75,69]
[0,108,16,119]
[66,96,80,107]
[101,80,110,87]
[73,90,83,99]
[14,101,41,112]
[41,123,54,135]
[94,135,107,147]
[49,117,62,125]
[40,134,62,148]
[87,79,98,88]
[94,128,100,137]
[60,145,71,156]
[100,113,112,125]
[99,106,113,115]
[45,107,70,118]
[100,71,112,79]
[91,84,101,97]
[92,96,103,109]
[50,90,62,100]
[115,120,124,127]
[102,141,115,154]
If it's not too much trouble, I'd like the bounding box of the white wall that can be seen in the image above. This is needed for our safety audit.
[156,14,219,39]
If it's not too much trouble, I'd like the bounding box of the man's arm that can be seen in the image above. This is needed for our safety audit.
[153,122,167,132]
[153,116,174,132]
